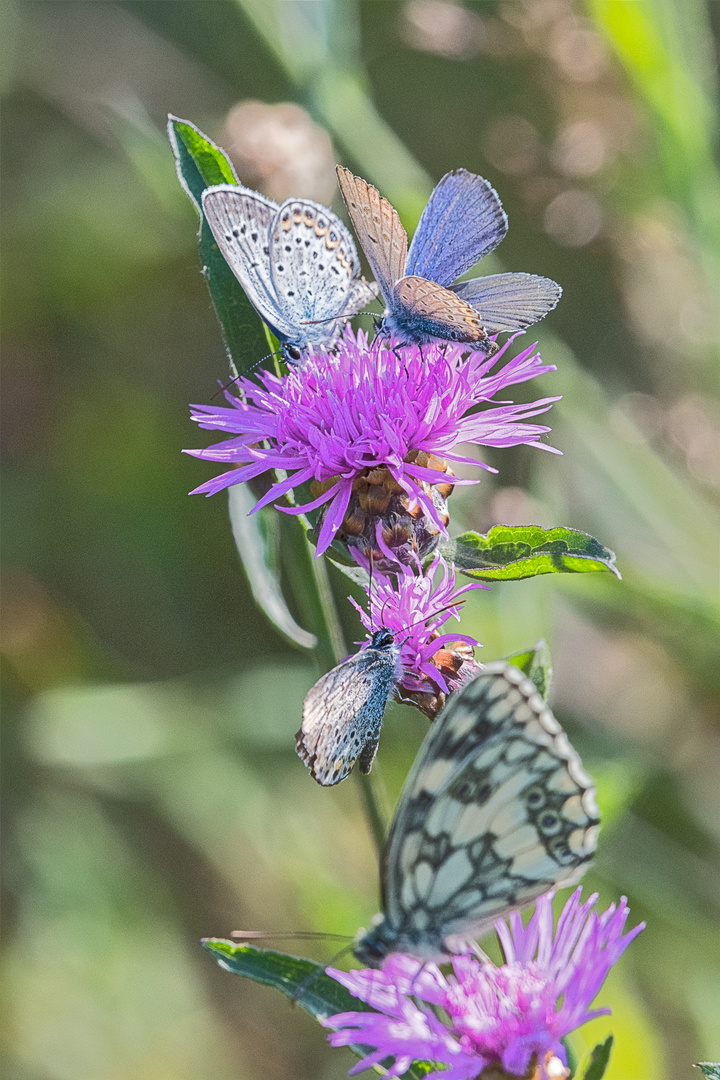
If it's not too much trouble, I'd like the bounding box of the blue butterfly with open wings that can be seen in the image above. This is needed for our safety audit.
[337,165,561,352]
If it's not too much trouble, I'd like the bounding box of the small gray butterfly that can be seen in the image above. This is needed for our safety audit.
[336,166,561,349]
[354,662,599,966]
[202,184,377,363]
[296,629,402,787]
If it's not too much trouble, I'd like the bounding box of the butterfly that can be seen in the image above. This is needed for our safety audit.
[336,166,561,350]
[296,629,402,786]
[353,661,599,966]
[201,184,377,363]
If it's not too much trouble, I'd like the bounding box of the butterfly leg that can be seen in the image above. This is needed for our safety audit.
[468,939,492,965]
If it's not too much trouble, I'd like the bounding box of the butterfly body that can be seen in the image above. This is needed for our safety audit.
[296,629,402,787]
[353,662,599,967]
[336,166,561,348]
[201,184,376,362]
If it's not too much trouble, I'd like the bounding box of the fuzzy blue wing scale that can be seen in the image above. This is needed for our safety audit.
[406,169,507,287]
[450,273,562,333]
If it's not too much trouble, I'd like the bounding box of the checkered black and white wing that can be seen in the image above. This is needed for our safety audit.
[296,644,399,787]
[382,662,600,947]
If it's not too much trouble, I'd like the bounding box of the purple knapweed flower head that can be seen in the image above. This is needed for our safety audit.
[324,889,644,1080]
[185,328,559,556]
[350,551,483,718]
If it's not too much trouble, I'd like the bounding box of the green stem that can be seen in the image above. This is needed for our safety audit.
[355,770,388,855]
[308,553,346,667]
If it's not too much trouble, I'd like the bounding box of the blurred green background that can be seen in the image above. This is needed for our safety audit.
[2,1,720,1078]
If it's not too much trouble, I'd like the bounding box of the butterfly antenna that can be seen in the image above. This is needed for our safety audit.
[368,547,376,630]
[396,600,468,647]
[210,350,284,398]
[230,930,351,942]
[300,311,379,326]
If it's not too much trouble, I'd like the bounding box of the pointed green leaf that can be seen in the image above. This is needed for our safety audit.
[167,115,269,375]
[695,1066,720,1080]
[444,526,620,582]
[507,639,553,700]
[228,484,316,649]
[202,941,433,1077]
[582,1036,614,1080]
[202,940,364,1023]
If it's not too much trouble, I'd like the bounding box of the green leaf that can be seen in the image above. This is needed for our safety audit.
[444,526,620,582]
[167,115,269,376]
[202,942,433,1078]
[228,484,317,649]
[202,940,364,1023]
[582,1036,614,1080]
[167,115,238,204]
[695,1066,720,1080]
[507,639,553,700]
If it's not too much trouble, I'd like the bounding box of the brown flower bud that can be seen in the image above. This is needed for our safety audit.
[310,451,454,570]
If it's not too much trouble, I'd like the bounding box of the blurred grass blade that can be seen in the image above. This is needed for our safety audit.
[202,941,432,1077]
[229,484,317,649]
[167,115,269,374]
[551,344,720,590]
[506,639,553,700]
[587,0,720,260]
[233,0,432,218]
[444,526,620,581]
[582,1036,614,1080]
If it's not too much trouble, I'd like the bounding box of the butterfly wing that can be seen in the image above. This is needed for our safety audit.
[381,663,599,949]
[406,170,508,287]
[201,185,296,341]
[387,276,489,345]
[268,199,377,346]
[336,166,408,305]
[450,273,562,333]
[296,647,398,787]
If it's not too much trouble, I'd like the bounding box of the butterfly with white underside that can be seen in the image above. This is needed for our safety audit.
[296,628,402,786]
[201,184,377,363]
[336,165,561,351]
[353,661,599,967]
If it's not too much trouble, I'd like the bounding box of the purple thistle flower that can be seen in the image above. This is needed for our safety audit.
[324,889,644,1080]
[350,552,483,700]
[185,329,559,556]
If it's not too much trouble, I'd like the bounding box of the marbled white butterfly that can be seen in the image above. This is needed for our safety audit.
[354,662,599,966]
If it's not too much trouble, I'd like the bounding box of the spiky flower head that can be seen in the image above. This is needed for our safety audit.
[324,889,644,1080]
[351,551,482,716]
[186,329,559,556]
